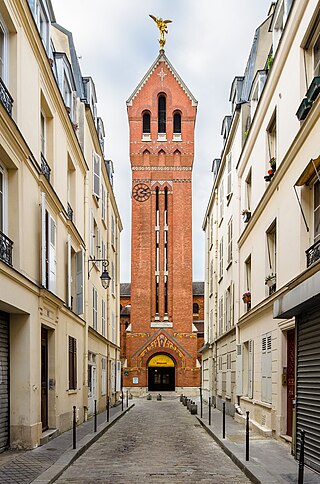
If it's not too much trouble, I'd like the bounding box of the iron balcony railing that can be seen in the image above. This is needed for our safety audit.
[306,239,320,267]
[0,230,13,266]
[0,77,14,116]
[41,153,51,182]
[67,202,73,222]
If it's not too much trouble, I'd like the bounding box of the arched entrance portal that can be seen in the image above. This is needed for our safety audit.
[148,354,175,391]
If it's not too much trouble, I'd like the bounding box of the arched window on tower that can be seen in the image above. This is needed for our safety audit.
[142,111,151,141]
[173,111,182,141]
[158,94,166,139]
[193,303,199,315]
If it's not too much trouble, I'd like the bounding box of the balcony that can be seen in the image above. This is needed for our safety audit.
[67,202,73,222]
[0,77,14,117]
[0,231,13,266]
[41,154,51,182]
[306,240,320,268]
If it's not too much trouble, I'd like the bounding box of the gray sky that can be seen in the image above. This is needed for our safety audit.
[52,0,271,283]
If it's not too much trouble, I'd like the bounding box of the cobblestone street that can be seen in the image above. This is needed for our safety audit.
[56,398,250,483]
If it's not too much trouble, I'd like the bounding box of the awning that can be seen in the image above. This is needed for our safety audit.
[295,155,320,186]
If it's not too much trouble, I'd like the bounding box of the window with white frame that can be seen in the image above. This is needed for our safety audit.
[314,179,320,244]
[261,333,272,403]
[111,214,115,248]
[101,184,106,222]
[266,220,277,294]
[93,152,101,199]
[111,261,115,295]
[245,169,252,211]
[101,357,107,395]
[245,255,251,293]
[218,296,223,335]
[243,339,254,399]
[226,152,232,198]
[210,214,214,249]
[209,308,213,343]
[92,286,98,330]
[209,259,213,296]
[219,181,224,221]
[225,284,233,331]
[227,217,233,265]
[0,15,9,85]
[0,163,8,234]
[40,112,46,157]
[41,192,56,292]
[102,299,106,337]
[266,111,277,166]
[219,236,223,279]
[111,310,115,343]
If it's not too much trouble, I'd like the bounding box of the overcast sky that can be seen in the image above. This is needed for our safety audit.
[52,0,271,283]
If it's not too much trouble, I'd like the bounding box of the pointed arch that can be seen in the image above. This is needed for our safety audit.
[142,110,151,134]
[173,111,182,134]
[158,93,166,134]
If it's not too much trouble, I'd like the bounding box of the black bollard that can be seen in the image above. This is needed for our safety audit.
[209,397,211,426]
[222,402,226,439]
[121,391,124,411]
[180,394,184,403]
[106,396,110,422]
[73,405,76,449]
[200,387,203,418]
[126,390,129,408]
[94,399,97,432]
[298,430,306,484]
[246,411,250,461]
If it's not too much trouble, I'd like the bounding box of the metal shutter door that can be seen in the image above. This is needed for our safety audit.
[297,307,320,473]
[0,314,9,452]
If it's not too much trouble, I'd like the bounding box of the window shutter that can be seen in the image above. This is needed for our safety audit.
[267,334,272,403]
[116,361,121,392]
[262,333,272,403]
[90,209,94,256]
[75,249,84,315]
[93,153,100,198]
[227,152,232,195]
[248,339,254,399]
[48,214,56,292]
[67,234,71,308]
[41,192,46,287]
[236,344,243,395]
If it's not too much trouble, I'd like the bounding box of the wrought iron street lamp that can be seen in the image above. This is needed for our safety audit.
[88,259,111,289]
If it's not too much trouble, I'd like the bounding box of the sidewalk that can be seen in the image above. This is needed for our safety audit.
[0,401,134,484]
[192,398,319,484]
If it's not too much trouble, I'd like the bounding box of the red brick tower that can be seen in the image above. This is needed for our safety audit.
[123,48,199,394]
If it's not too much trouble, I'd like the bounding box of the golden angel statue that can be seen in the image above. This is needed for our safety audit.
[149,15,172,50]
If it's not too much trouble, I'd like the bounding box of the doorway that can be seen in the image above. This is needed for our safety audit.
[287,328,295,437]
[147,354,175,391]
[41,327,48,431]
[0,312,9,452]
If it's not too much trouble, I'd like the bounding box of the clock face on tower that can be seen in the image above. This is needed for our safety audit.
[132,183,151,202]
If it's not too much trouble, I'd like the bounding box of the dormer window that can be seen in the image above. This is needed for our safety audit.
[97,117,105,153]
[28,0,51,53]
[142,111,151,141]
[83,77,97,123]
[54,53,76,122]
[173,111,182,141]
[249,70,267,120]
[158,94,166,141]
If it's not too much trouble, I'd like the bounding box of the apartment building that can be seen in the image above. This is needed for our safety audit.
[203,0,320,473]
[0,0,121,451]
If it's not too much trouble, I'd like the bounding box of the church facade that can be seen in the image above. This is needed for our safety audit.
[122,48,200,395]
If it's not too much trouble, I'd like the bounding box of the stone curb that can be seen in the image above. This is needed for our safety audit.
[32,403,135,484]
[196,416,275,484]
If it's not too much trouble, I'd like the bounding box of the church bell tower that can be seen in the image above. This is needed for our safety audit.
[123,18,200,394]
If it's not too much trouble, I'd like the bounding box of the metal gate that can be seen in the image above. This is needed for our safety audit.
[0,313,9,452]
[297,306,320,473]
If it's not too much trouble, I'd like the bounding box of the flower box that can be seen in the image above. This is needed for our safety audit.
[242,292,251,304]
[265,274,276,288]
[306,76,320,103]
[296,97,312,121]
[242,210,251,223]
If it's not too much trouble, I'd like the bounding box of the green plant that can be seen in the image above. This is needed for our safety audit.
[267,52,274,71]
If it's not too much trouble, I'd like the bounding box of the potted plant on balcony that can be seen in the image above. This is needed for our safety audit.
[242,291,251,304]
[269,157,276,171]
[265,273,276,288]
[242,209,251,223]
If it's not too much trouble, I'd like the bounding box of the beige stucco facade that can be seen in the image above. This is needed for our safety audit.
[0,0,122,450]
[203,0,320,466]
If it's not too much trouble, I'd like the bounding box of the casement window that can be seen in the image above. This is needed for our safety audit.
[111,361,116,393]
[142,111,151,134]
[267,111,277,166]
[226,153,232,198]
[111,311,115,343]
[217,356,223,395]
[54,53,76,120]
[41,192,56,292]
[67,238,84,314]
[261,333,272,403]
[210,214,214,249]
[209,259,213,296]
[266,220,277,294]
[101,357,107,395]
[209,309,213,343]
[68,336,77,390]
[226,353,232,397]
[111,214,115,248]
[236,344,243,396]
[225,284,233,331]
[101,184,106,222]
[313,179,320,244]
[245,169,252,211]
[242,340,254,399]
[75,249,84,315]
[111,261,115,295]
[116,361,121,392]
[173,112,181,134]
[102,299,106,337]
[227,217,233,265]
[93,152,101,199]
[0,15,8,84]
[219,236,223,279]
[219,182,224,221]
[218,296,223,335]
[158,94,166,134]
[92,286,98,330]
[89,209,95,257]
[0,163,8,234]
[28,0,50,52]
[97,117,105,152]
[40,112,46,157]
